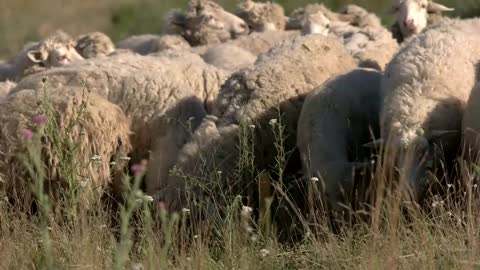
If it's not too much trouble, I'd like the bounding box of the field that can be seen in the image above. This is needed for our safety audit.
[2,0,480,269]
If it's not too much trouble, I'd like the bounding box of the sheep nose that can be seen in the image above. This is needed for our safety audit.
[239,22,248,32]
[404,18,416,30]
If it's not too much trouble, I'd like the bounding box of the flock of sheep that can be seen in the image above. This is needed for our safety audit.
[1,0,479,229]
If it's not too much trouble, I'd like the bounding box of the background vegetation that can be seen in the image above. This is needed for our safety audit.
[1,0,480,58]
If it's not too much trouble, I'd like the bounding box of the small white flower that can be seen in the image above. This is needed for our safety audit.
[474,184,478,189]
[432,201,438,208]
[188,117,195,121]
[193,235,199,239]
[120,156,131,161]
[250,235,258,242]
[248,124,255,129]
[447,211,453,217]
[217,170,222,175]
[99,224,107,229]
[447,184,453,189]
[311,177,319,182]
[259,248,270,257]
[91,155,101,161]
[182,208,191,214]
[269,119,278,126]
[109,161,117,166]
[143,195,154,202]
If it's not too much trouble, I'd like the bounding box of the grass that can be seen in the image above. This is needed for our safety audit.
[2,90,480,269]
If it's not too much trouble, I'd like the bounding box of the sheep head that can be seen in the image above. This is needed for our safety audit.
[235,0,286,32]
[27,30,84,68]
[301,11,330,36]
[387,0,453,38]
[75,32,115,59]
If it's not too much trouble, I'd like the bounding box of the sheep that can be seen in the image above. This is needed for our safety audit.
[75,31,115,59]
[199,44,256,72]
[387,0,454,43]
[235,0,286,32]
[462,81,480,162]
[152,34,357,214]
[0,87,131,210]
[14,51,228,167]
[164,0,249,46]
[0,30,83,82]
[379,19,480,202]
[297,68,381,217]
[224,30,300,56]
[0,80,16,100]
[116,34,191,55]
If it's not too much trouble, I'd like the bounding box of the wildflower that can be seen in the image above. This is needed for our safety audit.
[131,164,143,174]
[217,170,222,175]
[32,115,47,124]
[242,205,253,215]
[259,248,270,257]
[22,129,33,139]
[447,184,453,189]
[193,235,199,239]
[109,161,117,166]
[248,124,255,129]
[188,117,195,121]
[182,208,191,214]
[269,119,278,126]
[474,184,478,190]
[91,155,101,161]
[144,195,154,202]
[311,177,319,182]
[120,156,131,161]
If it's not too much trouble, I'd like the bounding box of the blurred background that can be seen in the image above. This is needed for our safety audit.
[1,0,479,58]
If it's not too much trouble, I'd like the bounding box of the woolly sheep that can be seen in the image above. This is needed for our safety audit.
[224,30,300,56]
[0,31,83,82]
[75,32,115,58]
[297,68,381,214]
[164,0,249,46]
[116,34,191,55]
[200,44,256,72]
[235,0,286,32]
[387,0,454,43]
[379,19,480,202]
[0,87,131,210]
[14,51,227,166]
[152,34,357,213]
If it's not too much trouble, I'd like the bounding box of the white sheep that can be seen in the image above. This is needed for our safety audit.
[386,0,454,43]
[164,0,249,46]
[199,44,256,72]
[297,68,382,214]
[152,34,357,213]
[14,51,227,168]
[235,0,286,32]
[379,18,480,202]
[0,87,131,210]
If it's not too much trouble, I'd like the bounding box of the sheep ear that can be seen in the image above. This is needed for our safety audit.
[27,49,47,63]
[384,5,398,15]
[427,2,454,13]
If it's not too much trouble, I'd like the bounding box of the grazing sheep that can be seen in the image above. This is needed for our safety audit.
[0,87,131,210]
[0,31,83,82]
[164,0,249,46]
[116,34,191,55]
[75,32,115,58]
[297,68,381,215]
[14,51,227,166]
[153,34,356,214]
[200,44,256,72]
[387,0,454,43]
[235,0,286,32]
[379,19,480,202]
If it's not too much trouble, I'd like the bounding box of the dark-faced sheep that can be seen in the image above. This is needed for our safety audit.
[379,19,480,202]
[0,87,131,210]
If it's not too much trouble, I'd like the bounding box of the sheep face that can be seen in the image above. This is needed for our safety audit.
[27,30,84,68]
[301,12,330,36]
[185,0,249,44]
[387,0,453,38]
[235,0,286,32]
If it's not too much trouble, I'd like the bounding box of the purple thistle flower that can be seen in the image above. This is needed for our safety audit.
[131,164,143,175]
[22,129,33,139]
[32,115,47,124]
